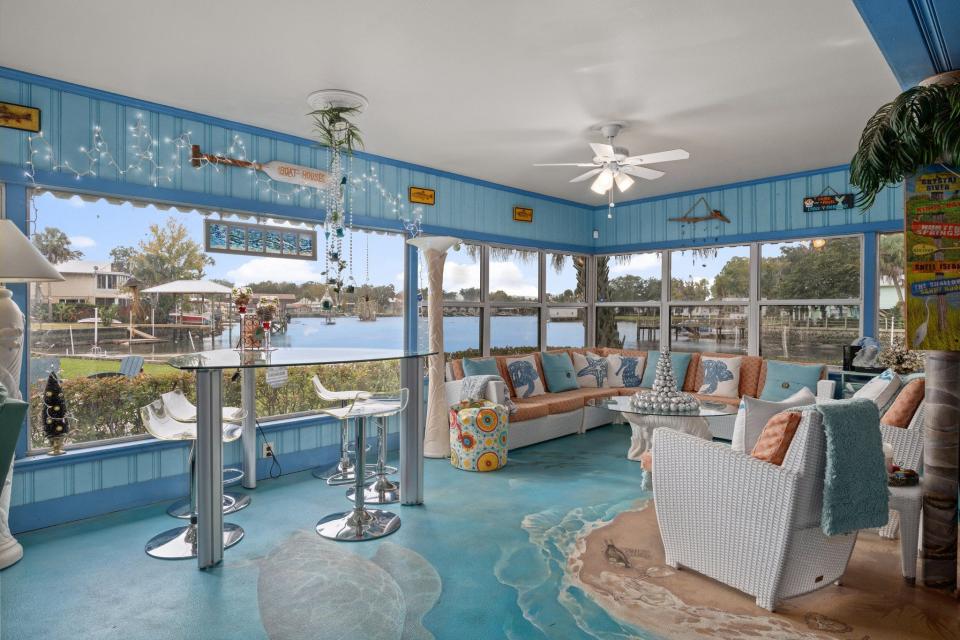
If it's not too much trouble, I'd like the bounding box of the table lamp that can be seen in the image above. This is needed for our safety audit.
[0,218,63,569]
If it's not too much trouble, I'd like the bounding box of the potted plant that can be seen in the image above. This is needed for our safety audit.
[308,105,364,154]
[850,72,960,209]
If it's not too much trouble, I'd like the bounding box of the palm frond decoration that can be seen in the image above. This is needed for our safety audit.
[308,105,364,154]
[850,82,960,210]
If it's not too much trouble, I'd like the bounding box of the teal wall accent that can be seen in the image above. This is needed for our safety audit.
[593,166,904,252]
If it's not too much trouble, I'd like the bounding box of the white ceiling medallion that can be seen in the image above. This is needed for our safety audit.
[306,89,369,112]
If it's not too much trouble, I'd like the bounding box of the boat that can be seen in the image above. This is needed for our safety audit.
[168,311,211,325]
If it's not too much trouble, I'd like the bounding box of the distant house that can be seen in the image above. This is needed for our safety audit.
[40,260,132,307]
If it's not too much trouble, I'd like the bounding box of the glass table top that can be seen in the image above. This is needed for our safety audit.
[588,394,738,417]
[167,347,436,371]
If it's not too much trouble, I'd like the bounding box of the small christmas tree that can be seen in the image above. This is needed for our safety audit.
[631,349,699,413]
[42,372,69,454]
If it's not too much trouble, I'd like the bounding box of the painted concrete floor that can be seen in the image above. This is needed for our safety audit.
[1,424,651,640]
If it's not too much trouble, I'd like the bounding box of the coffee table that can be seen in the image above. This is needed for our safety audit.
[588,395,737,461]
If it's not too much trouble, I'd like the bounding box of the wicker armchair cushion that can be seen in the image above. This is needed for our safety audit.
[881,378,925,428]
[852,368,902,411]
[751,411,802,465]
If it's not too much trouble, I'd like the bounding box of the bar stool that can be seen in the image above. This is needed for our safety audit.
[160,389,251,517]
[316,389,408,541]
[347,415,400,505]
[309,376,374,485]
[141,401,244,559]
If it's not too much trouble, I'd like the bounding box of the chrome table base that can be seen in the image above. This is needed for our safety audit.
[347,479,400,505]
[145,523,244,560]
[166,492,251,519]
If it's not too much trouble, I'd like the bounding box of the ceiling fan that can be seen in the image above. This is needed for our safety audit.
[534,122,689,195]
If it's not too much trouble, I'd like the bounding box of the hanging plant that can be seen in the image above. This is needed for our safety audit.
[850,77,960,210]
[308,105,364,154]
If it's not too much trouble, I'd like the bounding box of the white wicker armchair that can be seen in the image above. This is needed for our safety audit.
[878,402,925,539]
[653,409,858,611]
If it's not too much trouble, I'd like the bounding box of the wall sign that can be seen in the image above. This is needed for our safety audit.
[905,165,960,350]
[802,188,854,212]
[191,145,331,190]
[513,206,533,223]
[205,219,317,260]
[0,102,40,132]
[408,187,435,205]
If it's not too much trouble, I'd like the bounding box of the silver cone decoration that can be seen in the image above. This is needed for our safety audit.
[631,349,699,413]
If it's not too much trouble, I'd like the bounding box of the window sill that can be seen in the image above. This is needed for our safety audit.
[14,413,334,471]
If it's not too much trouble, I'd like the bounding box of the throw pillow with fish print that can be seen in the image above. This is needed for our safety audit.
[698,356,742,398]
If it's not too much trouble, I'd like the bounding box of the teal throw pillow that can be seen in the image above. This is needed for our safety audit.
[759,360,823,401]
[640,351,692,390]
[462,357,500,378]
[540,351,578,392]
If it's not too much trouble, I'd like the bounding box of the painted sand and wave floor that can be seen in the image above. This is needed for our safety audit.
[3,424,958,639]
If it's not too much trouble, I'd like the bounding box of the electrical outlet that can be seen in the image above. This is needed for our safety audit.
[262,442,275,458]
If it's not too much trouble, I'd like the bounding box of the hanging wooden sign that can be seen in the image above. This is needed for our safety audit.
[191,145,332,190]
[905,165,960,350]
[668,196,730,224]
[802,187,854,212]
[408,186,436,205]
[513,206,533,223]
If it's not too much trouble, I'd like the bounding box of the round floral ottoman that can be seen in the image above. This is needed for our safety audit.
[448,400,508,472]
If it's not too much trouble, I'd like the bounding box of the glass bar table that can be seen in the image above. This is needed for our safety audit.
[167,347,432,569]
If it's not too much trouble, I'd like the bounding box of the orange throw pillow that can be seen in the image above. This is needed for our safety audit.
[881,378,925,428]
[750,411,802,466]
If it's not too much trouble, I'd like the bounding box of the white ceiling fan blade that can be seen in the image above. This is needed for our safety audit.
[589,142,616,160]
[623,149,690,165]
[590,169,614,194]
[614,172,635,192]
[622,165,665,180]
[533,162,600,167]
[570,168,603,183]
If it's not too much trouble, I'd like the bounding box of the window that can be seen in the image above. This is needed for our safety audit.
[546,307,585,349]
[760,305,860,363]
[597,253,661,302]
[420,306,481,359]
[546,253,585,303]
[596,306,660,350]
[670,305,748,355]
[670,245,749,301]
[27,190,405,452]
[877,232,905,346]
[489,246,539,302]
[443,242,481,301]
[490,307,539,354]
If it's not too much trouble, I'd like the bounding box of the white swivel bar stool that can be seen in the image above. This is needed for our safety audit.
[316,389,408,541]
[310,376,374,485]
[160,389,251,517]
[141,401,244,559]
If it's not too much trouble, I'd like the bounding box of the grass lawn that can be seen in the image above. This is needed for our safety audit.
[57,357,172,379]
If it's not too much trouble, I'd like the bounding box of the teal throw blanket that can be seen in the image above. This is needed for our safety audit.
[811,398,888,536]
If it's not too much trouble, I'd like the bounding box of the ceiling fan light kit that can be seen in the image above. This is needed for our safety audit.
[534,121,689,196]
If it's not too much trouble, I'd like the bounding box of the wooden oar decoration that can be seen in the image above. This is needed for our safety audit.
[669,196,730,224]
[190,144,333,190]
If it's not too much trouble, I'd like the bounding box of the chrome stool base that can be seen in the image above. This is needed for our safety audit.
[346,479,400,505]
[324,469,375,486]
[145,522,244,559]
[166,492,251,519]
[315,508,400,541]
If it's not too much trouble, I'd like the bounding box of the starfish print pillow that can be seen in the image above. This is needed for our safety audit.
[572,351,608,388]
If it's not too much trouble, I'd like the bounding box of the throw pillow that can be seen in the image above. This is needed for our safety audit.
[607,353,646,388]
[759,360,823,401]
[462,357,500,378]
[640,351,692,390]
[751,411,803,466]
[731,387,815,453]
[698,356,742,398]
[572,351,608,388]
[854,368,902,412]
[504,355,545,399]
[540,351,578,393]
[881,377,924,427]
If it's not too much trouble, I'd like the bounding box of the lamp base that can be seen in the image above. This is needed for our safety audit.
[0,287,26,570]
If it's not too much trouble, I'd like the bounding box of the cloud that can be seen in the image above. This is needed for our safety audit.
[226,257,326,285]
[610,253,660,276]
[67,195,85,208]
[440,259,540,298]
[69,235,96,249]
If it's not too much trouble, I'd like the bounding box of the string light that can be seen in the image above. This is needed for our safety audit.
[351,165,424,237]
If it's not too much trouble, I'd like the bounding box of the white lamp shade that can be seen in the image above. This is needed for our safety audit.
[0,219,64,283]
[590,169,614,194]
[406,235,461,253]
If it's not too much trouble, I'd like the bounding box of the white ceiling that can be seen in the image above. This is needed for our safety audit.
[0,0,899,205]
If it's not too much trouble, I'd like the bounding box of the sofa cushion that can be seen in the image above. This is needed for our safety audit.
[504,354,546,399]
[751,411,802,466]
[854,368,902,412]
[462,357,500,378]
[641,351,692,390]
[510,397,551,422]
[607,353,646,388]
[759,360,824,401]
[572,352,609,388]
[697,356,742,398]
[881,378,924,428]
[540,351,578,392]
